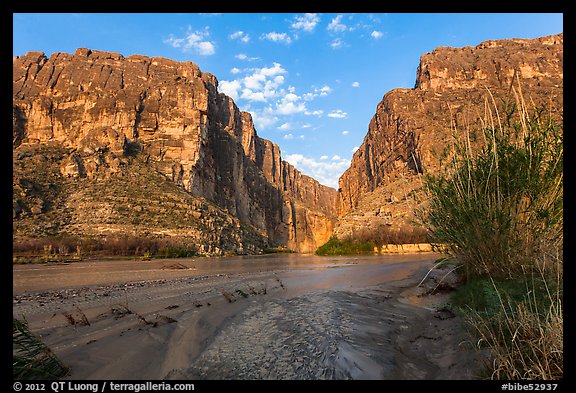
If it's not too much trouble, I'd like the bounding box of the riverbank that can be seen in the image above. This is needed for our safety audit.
[13,254,484,380]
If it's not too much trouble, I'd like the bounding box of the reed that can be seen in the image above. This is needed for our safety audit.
[419,84,562,280]
[419,81,563,379]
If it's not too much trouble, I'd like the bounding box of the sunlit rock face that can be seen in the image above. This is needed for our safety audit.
[13,48,337,253]
[336,34,563,238]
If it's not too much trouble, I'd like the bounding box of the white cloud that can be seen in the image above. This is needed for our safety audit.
[284,153,351,188]
[240,89,267,102]
[301,123,312,129]
[229,31,250,43]
[331,155,341,161]
[235,53,259,61]
[283,93,300,102]
[283,133,294,140]
[277,123,291,131]
[276,100,306,115]
[302,85,332,102]
[259,62,287,77]
[261,32,293,44]
[371,30,384,39]
[290,13,320,32]
[299,135,305,139]
[243,73,267,90]
[219,80,242,100]
[327,15,347,33]
[330,38,344,49]
[196,41,216,55]
[250,108,278,130]
[164,27,216,56]
[351,146,359,153]
[318,85,332,96]
[230,67,241,74]
[304,109,324,116]
[224,62,288,104]
[327,109,348,119]
[342,130,349,135]
[352,81,360,87]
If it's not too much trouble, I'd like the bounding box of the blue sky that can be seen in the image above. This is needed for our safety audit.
[13,13,563,188]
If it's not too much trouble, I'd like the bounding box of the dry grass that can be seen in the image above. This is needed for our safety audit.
[467,257,563,380]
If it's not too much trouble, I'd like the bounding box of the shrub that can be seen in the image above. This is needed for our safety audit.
[418,92,562,280]
[315,236,375,256]
[419,85,563,379]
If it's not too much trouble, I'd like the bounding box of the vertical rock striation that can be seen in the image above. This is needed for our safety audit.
[13,49,337,253]
[336,34,563,237]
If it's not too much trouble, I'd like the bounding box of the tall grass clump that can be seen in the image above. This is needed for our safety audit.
[13,318,69,379]
[419,83,562,379]
[466,261,563,379]
[420,89,562,280]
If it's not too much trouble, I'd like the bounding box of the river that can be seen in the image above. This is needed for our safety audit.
[13,253,483,380]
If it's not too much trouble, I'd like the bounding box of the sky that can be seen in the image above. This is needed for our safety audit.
[13,13,563,188]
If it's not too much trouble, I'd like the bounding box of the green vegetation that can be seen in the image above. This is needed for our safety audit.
[13,318,69,380]
[315,236,375,256]
[314,225,428,256]
[451,270,562,380]
[419,93,562,280]
[419,88,563,380]
[156,245,197,259]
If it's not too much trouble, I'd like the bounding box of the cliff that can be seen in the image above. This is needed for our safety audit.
[336,34,563,237]
[13,49,337,254]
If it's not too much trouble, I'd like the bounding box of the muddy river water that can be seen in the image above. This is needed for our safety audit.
[13,254,484,380]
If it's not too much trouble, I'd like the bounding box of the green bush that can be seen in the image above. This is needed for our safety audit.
[315,236,375,256]
[420,88,563,379]
[419,97,562,280]
[157,245,196,258]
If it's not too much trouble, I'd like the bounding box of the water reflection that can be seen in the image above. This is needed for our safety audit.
[13,253,439,294]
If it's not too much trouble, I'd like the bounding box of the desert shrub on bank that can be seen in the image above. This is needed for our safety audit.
[419,86,563,379]
[315,236,375,256]
[315,225,429,256]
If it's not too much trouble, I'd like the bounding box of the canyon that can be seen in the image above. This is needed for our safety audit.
[335,33,563,238]
[13,49,336,254]
[12,33,563,254]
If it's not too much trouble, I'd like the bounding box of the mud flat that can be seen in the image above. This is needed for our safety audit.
[13,254,484,380]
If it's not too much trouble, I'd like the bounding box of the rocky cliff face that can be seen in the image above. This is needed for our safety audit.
[336,34,563,238]
[13,48,337,254]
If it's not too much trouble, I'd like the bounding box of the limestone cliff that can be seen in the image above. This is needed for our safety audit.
[336,34,563,238]
[13,49,337,254]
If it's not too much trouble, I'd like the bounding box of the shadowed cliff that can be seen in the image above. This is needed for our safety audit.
[13,49,337,254]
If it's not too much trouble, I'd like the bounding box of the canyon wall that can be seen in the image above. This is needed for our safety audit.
[13,49,337,254]
[336,34,563,237]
